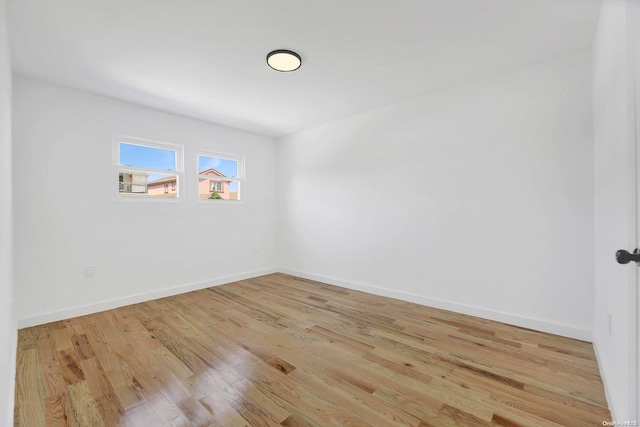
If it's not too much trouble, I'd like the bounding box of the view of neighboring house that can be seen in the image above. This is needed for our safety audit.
[147,175,179,198]
[196,168,237,200]
[119,168,237,199]
[119,172,148,194]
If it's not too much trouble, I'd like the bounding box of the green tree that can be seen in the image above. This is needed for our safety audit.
[208,191,222,199]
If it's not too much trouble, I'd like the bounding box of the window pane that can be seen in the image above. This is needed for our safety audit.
[119,171,178,198]
[198,155,238,178]
[119,142,176,171]
[199,178,239,200]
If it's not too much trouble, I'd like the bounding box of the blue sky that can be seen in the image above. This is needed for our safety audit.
[198,155,237,178]
[120,143,176,170]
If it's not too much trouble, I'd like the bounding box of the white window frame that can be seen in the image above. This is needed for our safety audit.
[197,151,244,202]
[210,181,223,192]
[113,136,185,202]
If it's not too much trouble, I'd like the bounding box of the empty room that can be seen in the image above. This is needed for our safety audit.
[1,0,639,425]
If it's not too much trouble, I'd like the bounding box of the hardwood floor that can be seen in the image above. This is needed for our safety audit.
[14,273,610,426]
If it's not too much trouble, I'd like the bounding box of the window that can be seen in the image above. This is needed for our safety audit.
[114,137,183,200]
[198,153,244,201]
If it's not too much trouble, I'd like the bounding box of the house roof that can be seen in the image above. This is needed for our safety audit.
[199,168,226,178]
[147,168,228,184]
[147,176,176,185]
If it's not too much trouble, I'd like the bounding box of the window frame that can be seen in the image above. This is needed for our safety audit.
[197,151,244,203]
[113,136,185,202]
[210,181,224,192]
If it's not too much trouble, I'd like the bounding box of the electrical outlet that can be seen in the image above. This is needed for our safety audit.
[608,314,613,336]
[84,265,96,279]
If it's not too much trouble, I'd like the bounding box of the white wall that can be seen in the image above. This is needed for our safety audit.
[278,50,594,340]
[0,0,14,423]
[12,76,278,325]
[593,0,638,420]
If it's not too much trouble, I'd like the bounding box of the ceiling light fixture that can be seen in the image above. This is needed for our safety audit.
[266,49,301,72]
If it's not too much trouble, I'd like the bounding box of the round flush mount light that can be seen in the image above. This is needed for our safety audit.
[266,49,301,72]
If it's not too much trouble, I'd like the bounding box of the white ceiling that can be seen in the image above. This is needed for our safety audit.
[7,0,602,138]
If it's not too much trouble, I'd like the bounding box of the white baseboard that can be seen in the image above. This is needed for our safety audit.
[592,338,616,421]
[278,268,592,342]
[16,268,278,329]
[17,267,593,342]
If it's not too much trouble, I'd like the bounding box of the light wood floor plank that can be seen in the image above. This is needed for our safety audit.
[14,273,611,426]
